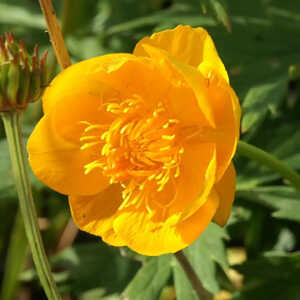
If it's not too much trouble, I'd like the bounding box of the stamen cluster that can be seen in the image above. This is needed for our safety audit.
[80,96,185,210]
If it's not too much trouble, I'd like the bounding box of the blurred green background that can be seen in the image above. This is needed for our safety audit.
[1,0,300,299]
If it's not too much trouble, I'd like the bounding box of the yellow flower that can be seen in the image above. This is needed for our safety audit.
[27,25,241,256]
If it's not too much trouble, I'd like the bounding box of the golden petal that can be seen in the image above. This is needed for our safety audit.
[134,25,229,82]
[69,184,125,246]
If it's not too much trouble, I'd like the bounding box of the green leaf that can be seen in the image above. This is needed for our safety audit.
[183,223,228,294]
[0,4,45,29]
[0,138,43,200]
[123,255,172,300]
[79,288,119,300]
[0,139,15,199]
[66,36,108,61]
[105,12,215,36]
[273,130,300,161]
[51,243,140,294]
[234,252,300,300]
[0,211,28,300]
[236,173,280,191]
[237,186,300,222]
[273,228,296,252]
[241,75,288,133]
[208,0,231,32]
[285,153,300,170]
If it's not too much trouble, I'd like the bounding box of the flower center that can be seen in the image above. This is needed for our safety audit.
[79,95,184,209]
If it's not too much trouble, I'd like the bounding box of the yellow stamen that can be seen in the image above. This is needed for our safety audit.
[80,135,98,141]
[80,141,101,150]
[80,97,185,210]
[162,134,175,140]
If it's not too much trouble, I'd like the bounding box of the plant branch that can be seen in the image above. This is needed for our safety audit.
[39,0,71,69]
[237,141,300,193]
[175,251,212,300]
[1,111,62,300]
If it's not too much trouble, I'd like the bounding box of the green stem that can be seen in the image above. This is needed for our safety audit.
[0,111,62,300]
[174,251,212,300]
[0,211,28,300]
[237,141,300,193]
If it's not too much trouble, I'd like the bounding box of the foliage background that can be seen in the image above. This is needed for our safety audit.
[1,0,300,299]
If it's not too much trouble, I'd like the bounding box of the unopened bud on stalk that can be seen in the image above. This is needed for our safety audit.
[0,33,48,111]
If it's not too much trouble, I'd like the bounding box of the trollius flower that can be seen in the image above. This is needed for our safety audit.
[28,25,241,255]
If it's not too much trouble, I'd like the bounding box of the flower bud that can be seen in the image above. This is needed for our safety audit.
[0,33,48,111]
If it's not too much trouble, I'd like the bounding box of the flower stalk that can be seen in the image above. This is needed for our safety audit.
[0,110,62,300]
[174,251,212,300]
[237,141,300,193]
[39,0,71,69]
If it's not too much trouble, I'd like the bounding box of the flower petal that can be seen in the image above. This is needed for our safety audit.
[113,189,219,256]
[198,62,241,180]
[176,188,219,244]
[171,143,216,219]
[27,86,112,195]
[98,56,171,107]
[165,75,210,127]
[134,24,229,82]
[43,54,133,114]
[146,143,216,220]
[136,44,240,180]
[213,163,236,226]
[44,54,171,115]
[137,43,215,127]
[69,184,125,246]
